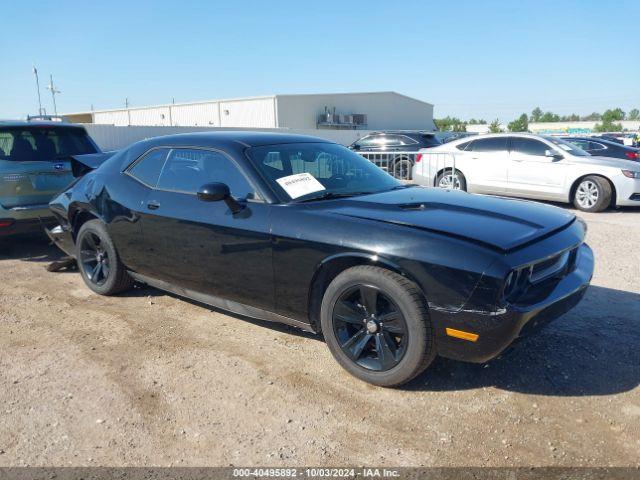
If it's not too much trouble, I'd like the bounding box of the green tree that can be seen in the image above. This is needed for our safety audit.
[581,112,601,121]
[594,121,623,132]
[601,108,625,122]
[508,113,529,132]
[539,111,560,122]
[530,107,543,123]
[435,116,467,131]
[488,118,502,133]
[628,109,640,120]
[560,114,580,121]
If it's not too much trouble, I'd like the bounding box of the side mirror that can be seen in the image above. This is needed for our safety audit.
[545,149,563,161]
[197,182,229,202]
[197,182,243,214]
[351,144,361,151]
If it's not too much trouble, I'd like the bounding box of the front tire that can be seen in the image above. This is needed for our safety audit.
[573,176,611,212]
[436,169,467,191]
[320,266,435,387]
[76,220,133,295]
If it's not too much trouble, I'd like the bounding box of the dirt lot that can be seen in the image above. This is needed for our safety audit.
[0,206,639,467]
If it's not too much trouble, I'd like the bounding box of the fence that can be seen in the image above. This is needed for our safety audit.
[356,151,460,187]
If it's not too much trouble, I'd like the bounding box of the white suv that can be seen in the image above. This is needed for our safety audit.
[412,133,640,212]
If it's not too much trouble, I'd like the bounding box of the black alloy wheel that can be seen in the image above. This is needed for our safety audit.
[333,284,408,371]
[321,265,435,387]
[79,232,110,286]
[75,219,134,295]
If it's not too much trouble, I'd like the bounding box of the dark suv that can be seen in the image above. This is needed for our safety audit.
[349,131,441,179]
[0,121,99,238]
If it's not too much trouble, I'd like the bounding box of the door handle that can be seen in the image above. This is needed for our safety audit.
[147,200,161,210]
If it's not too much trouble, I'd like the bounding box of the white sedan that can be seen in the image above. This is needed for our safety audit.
[412,133,640,212]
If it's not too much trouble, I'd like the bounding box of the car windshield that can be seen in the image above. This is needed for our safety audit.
[543,136,590,156]
[0,126,97,162]
[247,142,402,202]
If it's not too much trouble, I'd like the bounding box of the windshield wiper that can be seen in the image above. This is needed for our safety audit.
[297,191,375,203]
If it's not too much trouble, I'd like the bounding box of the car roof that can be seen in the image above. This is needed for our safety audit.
[368,130,435,135]
[0,120,85,129]
[565,136,635,148]
[144,130,335,148]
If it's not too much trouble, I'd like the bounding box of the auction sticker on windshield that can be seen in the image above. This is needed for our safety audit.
[276,172,325,199]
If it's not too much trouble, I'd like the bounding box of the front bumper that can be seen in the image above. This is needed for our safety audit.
[613,176,640,206]
[45,224,76,257]
[434,243,594,363]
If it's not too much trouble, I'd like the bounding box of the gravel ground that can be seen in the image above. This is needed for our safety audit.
[0,206,639,467]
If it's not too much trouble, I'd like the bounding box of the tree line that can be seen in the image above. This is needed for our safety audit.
[435,107,640,133]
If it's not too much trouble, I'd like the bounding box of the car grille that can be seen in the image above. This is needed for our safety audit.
[530,249,573,283]
[504,247,579,301]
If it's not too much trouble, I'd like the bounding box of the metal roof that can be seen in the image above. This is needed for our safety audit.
[63,91,434,116]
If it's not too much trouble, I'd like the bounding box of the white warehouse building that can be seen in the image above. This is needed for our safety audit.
[65,92,436,131]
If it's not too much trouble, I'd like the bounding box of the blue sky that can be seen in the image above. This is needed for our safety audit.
[1,0,638,121]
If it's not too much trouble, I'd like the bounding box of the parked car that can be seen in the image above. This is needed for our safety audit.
[563,136,640,161]
[412,133,640,212]
[349,131,441,179]
[47,132,593,387]
[0,120,99,238]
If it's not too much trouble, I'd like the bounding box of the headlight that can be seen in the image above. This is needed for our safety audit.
[622,169,640,179]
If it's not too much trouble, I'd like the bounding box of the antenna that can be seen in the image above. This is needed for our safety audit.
[33,66,43,115]
[46,74,61,115]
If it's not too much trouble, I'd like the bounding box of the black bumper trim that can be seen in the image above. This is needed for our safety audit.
[435,243,594,363]
[0,217,56,237]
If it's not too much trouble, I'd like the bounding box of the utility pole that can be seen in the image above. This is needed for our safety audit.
[46,74,61,116]
[33,66,43,115]
[125,98,131,126]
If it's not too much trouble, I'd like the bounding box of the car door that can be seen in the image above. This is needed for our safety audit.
[136,147,275,311]
[457,137,509,194]
[507,137,567,199]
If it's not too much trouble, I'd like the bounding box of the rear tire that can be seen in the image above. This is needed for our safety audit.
[573,176,611,212]
[391,157,413,181]
[76,220,133,295]
[320,266,435,387]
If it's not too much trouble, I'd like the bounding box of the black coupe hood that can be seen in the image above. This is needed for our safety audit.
[329,187,576,252]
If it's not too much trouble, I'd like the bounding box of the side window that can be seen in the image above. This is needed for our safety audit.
[511,138,549,156]
[355,135,379,147]
[157,148,256,199]
[468,137,508,152]
[457,140,472,151]
[396,135,419,146]
[128,148,170,187]
[0,132,12,158]
[567,139,590,151]
[382,135,404,147]
[589,141,606,151]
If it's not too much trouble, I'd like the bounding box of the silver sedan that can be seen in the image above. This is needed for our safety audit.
[412,133,640,212]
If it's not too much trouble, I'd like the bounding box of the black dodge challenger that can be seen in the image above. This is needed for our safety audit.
[47,132,594,387]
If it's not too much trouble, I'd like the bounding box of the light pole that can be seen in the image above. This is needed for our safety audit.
[32,66,43,115]
[46,74,61,116]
